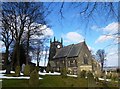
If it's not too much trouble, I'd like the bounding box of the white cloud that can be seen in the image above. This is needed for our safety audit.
[105,46,118,66]
[31,25,54,39]
[0,41,4,48]
[95,22,118,44]
[94,22,118,67]
[95,35,114,43]
[0,41,5,52]
[62,32,84,45]
[102,22,118,34]
[91,25,101,31]
[43,27,54,37]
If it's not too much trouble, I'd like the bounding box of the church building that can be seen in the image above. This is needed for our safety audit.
[48,37,101,76]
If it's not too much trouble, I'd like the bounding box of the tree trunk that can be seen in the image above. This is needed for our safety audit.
[101,62,103,71]
[26,30,30,64]
[44,52,47,67]
[5,46,11,74]
[37,51,39,67]
[11,44,17,70]
[37,61,39,67]
[16,41,20,66]
[4,46,9,67]
[37,57,39,67]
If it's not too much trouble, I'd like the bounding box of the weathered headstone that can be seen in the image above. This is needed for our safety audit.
[29,69,39,87]
[24,64,30,76]
[6,65,11,74]
[15,66,20,76]
[21,64,25,73]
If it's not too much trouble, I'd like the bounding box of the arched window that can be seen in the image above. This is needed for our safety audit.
[83,54,88,64]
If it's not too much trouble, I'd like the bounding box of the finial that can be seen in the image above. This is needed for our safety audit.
[83,38,85,42]
[61,38,63,45]
[50,38,52,43]
[54,36,56,42]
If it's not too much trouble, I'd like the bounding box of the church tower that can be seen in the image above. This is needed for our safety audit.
[48,37,63,61]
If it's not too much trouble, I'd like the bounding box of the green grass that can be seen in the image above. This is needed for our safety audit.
[40,75,88,87]
[2,79,29,87]
[2,75,119,88]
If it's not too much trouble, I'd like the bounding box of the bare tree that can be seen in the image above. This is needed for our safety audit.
[47,2,119,40]
[21,23,44,64]
[31,37,48,67]
[36,40,43,67]
[44,46,49,67]
[2,2,47,66]
[0,12,14,68]
[55,2,118,21]
[96,49,106,71]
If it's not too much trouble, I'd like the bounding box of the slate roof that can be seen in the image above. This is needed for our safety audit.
[67,42,83,57]
[53,44,73,58]
[53,42,84,59]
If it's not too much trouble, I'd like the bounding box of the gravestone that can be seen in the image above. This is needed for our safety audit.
[21,64,25,73]
[6,65,11,74]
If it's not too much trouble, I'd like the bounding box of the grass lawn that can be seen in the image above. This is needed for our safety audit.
[40,75,88,87]
[2,75,119,88]
[2,79,29,87]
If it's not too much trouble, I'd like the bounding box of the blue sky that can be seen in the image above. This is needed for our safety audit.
[44,2,118,67]
[0,2,119,67]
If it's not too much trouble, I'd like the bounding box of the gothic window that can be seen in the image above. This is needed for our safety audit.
[69,59,77,67]
[83,54,88,64]
[56,61,59,67]
[69,60,73,67]
[74,59,77,67]
[68,60,70,67]
[70,60,74,64]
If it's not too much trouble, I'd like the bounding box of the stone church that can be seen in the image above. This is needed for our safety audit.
[48,37,101,75]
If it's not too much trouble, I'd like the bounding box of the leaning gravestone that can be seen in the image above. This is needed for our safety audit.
[29,69,39,87]
[15,66,20,76]
[24,64,30,76]
[87,71,96,88]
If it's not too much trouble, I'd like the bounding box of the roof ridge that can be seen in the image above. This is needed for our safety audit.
[64,44,74,48]
[74,41,84,45]
[67,42,84,58]
[53,41,86,59]
[77,42,84,57]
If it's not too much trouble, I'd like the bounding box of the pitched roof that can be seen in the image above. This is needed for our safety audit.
[53,42,84,59]
[67,42,83,57]
[53,44,73,58]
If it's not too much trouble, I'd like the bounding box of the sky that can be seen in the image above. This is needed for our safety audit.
[43,2,119,67]
[0,2,119,67]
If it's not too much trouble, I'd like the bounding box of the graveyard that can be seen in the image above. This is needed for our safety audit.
[0,68,119,88]
[0,2,119,89]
